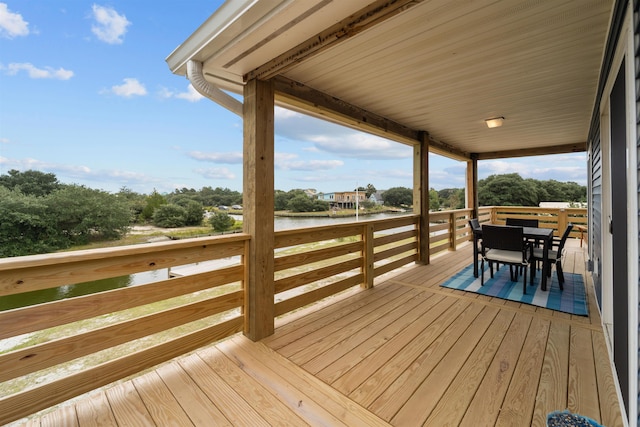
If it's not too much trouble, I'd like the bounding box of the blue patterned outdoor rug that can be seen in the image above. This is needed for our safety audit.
[440,264,588,316]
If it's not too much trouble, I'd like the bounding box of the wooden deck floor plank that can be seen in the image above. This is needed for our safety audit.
[40,405,78,427]
[369,301,486,421]
[155,362,232,427]
[104,381,155,426]
[424,309,516,427]
[75,391,118,427]
[285,287,423,363]
[318,293,448,386]
[531,321,571,427]
[391,305,501,426]
[592,330,625,427]
[388,246,471,287]
[495,316,551,427]
[303,290,434,375]
[266,283,401,348]
[218,337,356,426]
[197,345,308,426]
[229,335,392,426]
[178,353,269,427]
[19,240,624,427]
[568,326,600,421]
[270,285,410,353]
[132,371,195,426]
[346,297,471,407]
[333,295,458,396]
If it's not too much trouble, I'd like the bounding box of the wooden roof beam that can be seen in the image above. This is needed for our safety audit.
[273,76,470,161]
[474,142,586,160]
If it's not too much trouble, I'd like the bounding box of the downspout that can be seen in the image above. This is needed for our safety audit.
[187,60,243,117]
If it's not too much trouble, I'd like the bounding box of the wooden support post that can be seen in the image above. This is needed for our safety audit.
[362,223,375,289]
[557,208,568,238]
[466,156,478,219]
[243,78,275,341]
[414,132,430,265]
[450,211,457,251]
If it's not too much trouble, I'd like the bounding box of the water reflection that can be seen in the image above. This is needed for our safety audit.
[0,269,167,311]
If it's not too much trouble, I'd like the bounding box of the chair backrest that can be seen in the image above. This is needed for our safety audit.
[469,218,481,235]
[506,217,539,228]
[556,223,574,253]
[482,225,524,252]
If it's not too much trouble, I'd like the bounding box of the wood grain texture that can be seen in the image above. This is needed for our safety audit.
[17,238,622,427]
[75,391,118,427]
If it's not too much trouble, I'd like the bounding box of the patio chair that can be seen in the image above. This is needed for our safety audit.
[469,218,482,277]
[531,223,573,290]
[505,217,539,227]
[506,217,541,269]
[481,225,532,294]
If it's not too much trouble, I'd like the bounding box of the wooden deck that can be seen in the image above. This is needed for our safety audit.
[14,240,624,427]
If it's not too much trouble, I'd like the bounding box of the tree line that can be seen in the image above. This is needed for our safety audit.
[0,170,585,257]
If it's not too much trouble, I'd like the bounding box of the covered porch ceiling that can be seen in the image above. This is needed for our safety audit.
[166,0,614,161]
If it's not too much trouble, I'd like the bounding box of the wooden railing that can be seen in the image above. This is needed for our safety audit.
[0,206,586,424]
[0,234,249,424]
[273,215,419,318]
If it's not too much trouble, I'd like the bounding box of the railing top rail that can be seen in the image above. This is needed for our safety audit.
[274,213,419,237]
[0,233,251,271]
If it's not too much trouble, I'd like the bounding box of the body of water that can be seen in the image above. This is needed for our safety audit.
[1,212,411,311]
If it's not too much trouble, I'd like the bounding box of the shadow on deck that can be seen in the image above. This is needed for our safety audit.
[16,240,623,427]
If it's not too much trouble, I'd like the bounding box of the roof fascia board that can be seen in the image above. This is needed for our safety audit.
[166,0,281,76]
[247,0,425,81]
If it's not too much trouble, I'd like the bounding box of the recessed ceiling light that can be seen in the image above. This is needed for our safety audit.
[485,117,504,128]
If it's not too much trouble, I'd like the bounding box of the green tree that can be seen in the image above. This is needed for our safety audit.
[209,212,236,232]
[429,188,440,211]
[117,187,146,223]
[175,199,204,225]
[152,204,188,228]
[287,194,328,212]
[383,187,413,207]
[0,187,59,257]
[274,189,311,211]
[0,169,61,196]
[274,190,289,211]
[365,183,377,198]
[47,185,131,243]
[478,173,538,206]
[140,189,167,222]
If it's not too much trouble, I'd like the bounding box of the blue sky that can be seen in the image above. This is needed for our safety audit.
[0,1,587,195]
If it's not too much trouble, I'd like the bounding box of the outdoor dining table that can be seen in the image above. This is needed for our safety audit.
[472,225,555,291]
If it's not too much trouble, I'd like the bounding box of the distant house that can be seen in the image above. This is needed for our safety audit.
[369,191,385,205]
[304,189,317,198]
[317,192,335,203]
[317,191,367,209]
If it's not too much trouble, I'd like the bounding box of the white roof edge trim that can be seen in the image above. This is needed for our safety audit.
[166,0,259,75]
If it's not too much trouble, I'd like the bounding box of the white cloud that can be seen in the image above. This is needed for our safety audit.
[275,152,343,171]
[188,151,243,163]
[0,137,9,144]
[275,109,411,159]
[0,3,29,38]
[3,63,74,80]
[104,78,147,97]
[0,156,157,188]
[159,84,204,102]
[195,167,236,180]
[91,4,130,44]
[479,155,587,185]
